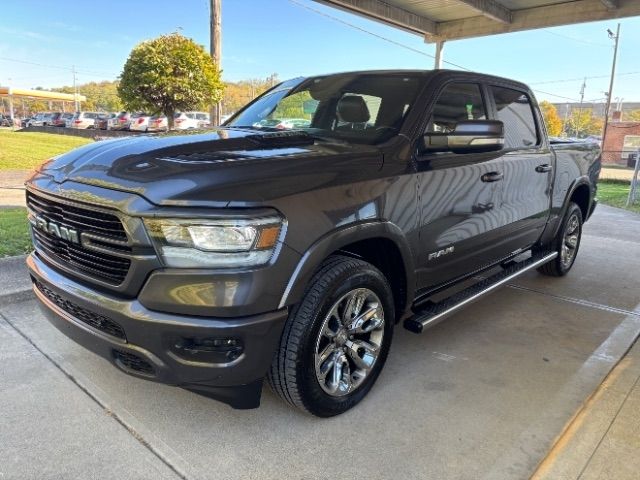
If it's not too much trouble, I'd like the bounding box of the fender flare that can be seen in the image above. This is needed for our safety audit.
[544,176,593,243]
[278,221,416,314]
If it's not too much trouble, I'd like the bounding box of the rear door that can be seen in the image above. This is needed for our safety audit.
[415,82,508,291]
[488,85,552,251]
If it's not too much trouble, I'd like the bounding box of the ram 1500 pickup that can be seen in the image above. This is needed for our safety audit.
[25,70,600,416]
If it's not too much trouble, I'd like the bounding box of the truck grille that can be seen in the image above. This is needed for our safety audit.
[34,279,127,340]
[27,191,131,285]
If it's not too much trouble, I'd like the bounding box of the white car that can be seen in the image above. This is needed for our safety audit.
[174,111,210,130]
[69,112,100,129]
[147,115,168,132]
[28,113,49,127]
[129,114,151,132]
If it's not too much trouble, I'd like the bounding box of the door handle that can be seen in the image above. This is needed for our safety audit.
[536,164,553,173]
[481,172,504,183]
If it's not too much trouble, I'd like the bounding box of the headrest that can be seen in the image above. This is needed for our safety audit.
[337,95,370,123]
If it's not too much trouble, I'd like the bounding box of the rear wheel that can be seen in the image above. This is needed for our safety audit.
[268,255,394,417]
[538,202,583,277]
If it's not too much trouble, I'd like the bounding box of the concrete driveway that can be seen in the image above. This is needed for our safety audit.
[1,205,639,480]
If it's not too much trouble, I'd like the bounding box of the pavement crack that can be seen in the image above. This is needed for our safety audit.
[0,310,192,480]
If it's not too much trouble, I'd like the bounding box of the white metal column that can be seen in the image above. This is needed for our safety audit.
[434,41,445,69]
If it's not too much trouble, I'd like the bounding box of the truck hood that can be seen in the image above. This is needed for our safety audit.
[30,128,384,207]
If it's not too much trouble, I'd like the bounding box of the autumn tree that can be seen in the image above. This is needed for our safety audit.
[55,81,123,111]
[221,74,279,116]
[625,109,640,122]
[566,108,603,137]
[118,33,224,128]
[539,101,563,137]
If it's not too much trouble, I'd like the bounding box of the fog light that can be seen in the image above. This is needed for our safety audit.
[173,337,244,363]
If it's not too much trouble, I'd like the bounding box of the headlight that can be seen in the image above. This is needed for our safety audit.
[144,217,282,268]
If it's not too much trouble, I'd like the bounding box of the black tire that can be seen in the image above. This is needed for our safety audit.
[268,255,395,417]
[538,202,583,277]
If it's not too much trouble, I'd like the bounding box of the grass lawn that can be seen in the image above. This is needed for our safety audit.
[0,208,31,257]
[598,180,640,215]
[0,129,91,170]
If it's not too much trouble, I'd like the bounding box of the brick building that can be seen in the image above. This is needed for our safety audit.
[602,117,640,166]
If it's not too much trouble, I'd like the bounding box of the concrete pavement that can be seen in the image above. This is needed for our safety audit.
[0,204,639,480]
[532,338,640,480]
[0,312,183,479]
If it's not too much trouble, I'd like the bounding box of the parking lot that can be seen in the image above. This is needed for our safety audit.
[1,203,639,480]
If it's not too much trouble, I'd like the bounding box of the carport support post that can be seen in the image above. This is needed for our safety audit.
[434,41,445,69]
[8,94,14,123]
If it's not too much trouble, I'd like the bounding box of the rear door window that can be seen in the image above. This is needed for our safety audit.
[490,86,538,149]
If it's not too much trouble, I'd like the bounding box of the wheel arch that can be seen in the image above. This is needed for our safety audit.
[278,222,415,321]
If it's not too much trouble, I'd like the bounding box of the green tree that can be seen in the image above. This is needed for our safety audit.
[539,101,563,137]
[118,33,223,128]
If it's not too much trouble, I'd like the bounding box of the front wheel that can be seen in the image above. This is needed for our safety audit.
[268,255,394,417]
[538,202,583,277]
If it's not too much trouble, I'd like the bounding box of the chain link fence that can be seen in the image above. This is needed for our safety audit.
[601,149,638,167]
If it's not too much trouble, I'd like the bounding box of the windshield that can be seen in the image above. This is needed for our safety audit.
[227,73,425,144]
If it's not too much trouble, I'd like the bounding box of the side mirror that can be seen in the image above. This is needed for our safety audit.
[421,120,504,154]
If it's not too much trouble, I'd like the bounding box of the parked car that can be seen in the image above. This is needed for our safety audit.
[0,114,13,127]
[69,112,100,129]
[27,112,49,127]
[109,112,131,130]
[147,115,168,132]
[129,114,151,132]
[25,70,601,416]
[92,113,109,130]
[173,111,210,130]
[95,113,113,130]
[48,112,66,127]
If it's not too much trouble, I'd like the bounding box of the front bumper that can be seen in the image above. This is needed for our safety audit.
[27,253,288,409]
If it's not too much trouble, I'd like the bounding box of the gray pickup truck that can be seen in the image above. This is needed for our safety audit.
[25,70,600,416]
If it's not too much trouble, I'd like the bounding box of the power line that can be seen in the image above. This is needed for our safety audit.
[286,0,587,101]
[287,0,471,71]
[542,29,610,48]
[0,56,119,77]
[531,71,640,86]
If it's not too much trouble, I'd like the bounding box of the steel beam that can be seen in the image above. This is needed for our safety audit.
[424,0,640,42]
[457,0,512,24]
[314,0,437,35]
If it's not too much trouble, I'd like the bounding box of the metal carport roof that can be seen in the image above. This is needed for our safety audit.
[313,0,640,43]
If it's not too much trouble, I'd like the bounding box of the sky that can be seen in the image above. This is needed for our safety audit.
[1,0,640,105]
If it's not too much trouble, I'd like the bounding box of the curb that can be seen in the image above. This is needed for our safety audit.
[0,288,34,305]
[0,254,33,305]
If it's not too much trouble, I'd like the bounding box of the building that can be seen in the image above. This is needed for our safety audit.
[602,119,640,166]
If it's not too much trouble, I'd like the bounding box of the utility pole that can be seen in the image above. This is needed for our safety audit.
[575,78,586,137]
[209,0,221,126]
[602,23,621,151]
[72,65,79,112]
